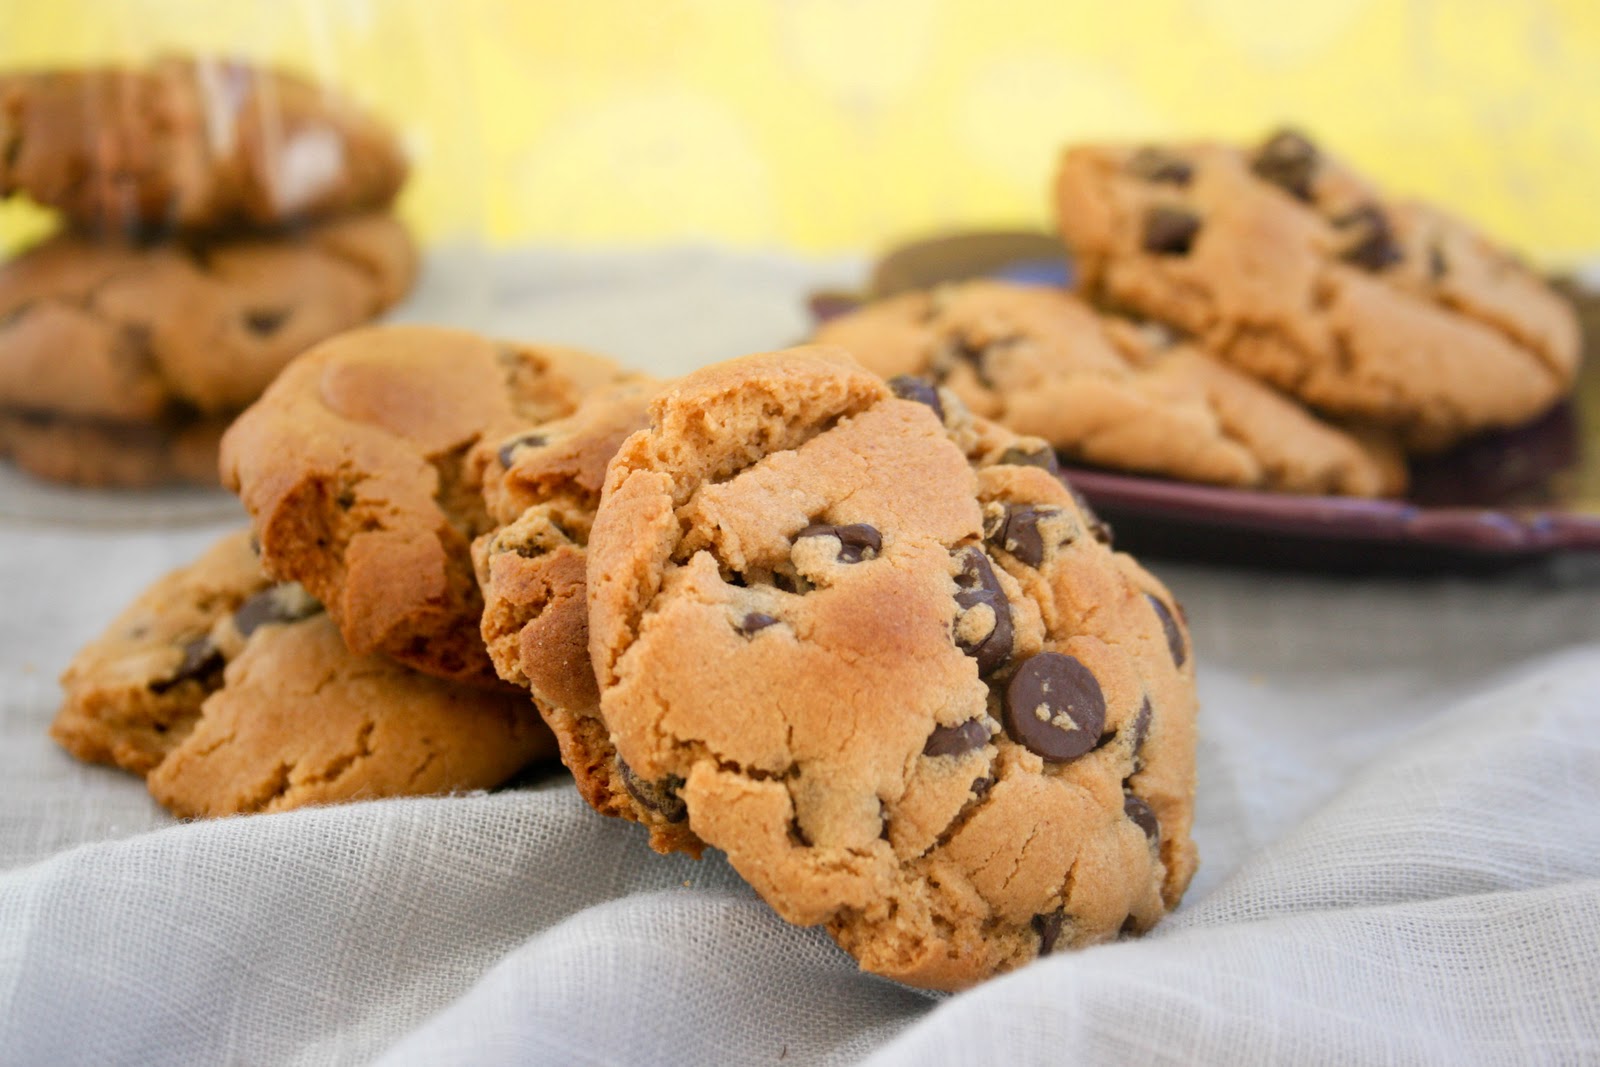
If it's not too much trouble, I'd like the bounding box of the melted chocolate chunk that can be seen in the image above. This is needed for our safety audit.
[243,308,290,336]
[497,432,548,469]
[1334,205,1403,271]
[989,505,1065,568]
[1132,697,1153,754]
[737,612,779,636]
[1146,594,1187,667]
[998,442,1061,475]
[951,546,1014,675]
[923,718,991,758]
[150,636,223,693]
[1032,911,1066,956]
[1252,128,1319,200]
[617,759,687,823]
[1003,652,1107,763]
[887,375,944,422]
[1124,792,1160,842]
[233,585,322,638]
[1127,148,1193,185]
[797,523,881,563]
[1142,206,1202,255]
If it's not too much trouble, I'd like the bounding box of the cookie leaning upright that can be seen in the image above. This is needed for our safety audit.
[585,347,1197,990]
[815,279,1405,496]
[1056,131,1581,450]
[471,381,673,843]
[222,324,631,687]
[0,56,406,234]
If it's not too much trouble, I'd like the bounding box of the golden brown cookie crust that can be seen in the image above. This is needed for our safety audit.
[815,280,1405,495]
[1056,134,1581,450]
[222,324,630,687]
[0,56,407,234]
[471,380,699,850]
[53,530,555,817]
[0,213,416,421]
[584,347,1198,990]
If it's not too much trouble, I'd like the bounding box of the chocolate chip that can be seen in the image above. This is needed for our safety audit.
[1131,697,1153,753]
[233,584,322,637]
[1003,652,1107,763]
[970,775,995,797]
[923,718,991,757]
[1146,594,1187,667]
[617,759,687,823]
[1428,245,1448,279]
[796,523,881,563]
[737,612,778,636]
[243,309,290,336]
[150,636,223,693]
[989,505,1064,568]
[497,432,547,469]
[1334,205,1403,271]
[998,442,1061,475]
[1252,128,1319,200]
[952,546,1013,674]
[1142,206,1201,255]
[1032,911,1066,956]
[887,375,944,422]
[1124,792,1160,842]
[1127,148,1193,185]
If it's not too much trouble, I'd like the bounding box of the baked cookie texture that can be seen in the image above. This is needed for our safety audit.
[0,409,226,488]
[814,280,1405,496]
[0,212,415,423]
[471,380,694,848]
[222,324,633,688]
[1056,131,1581,451]
[584,347,1198,990]
[53,530,554,817]
[0,56,407,234]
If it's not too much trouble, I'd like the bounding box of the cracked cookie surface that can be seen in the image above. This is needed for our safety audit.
[471,380,687,846]
[0,56,406,234]
[222,325,633,687]
[584,347,1198,990]
[1056,131,1581,450]
[53,530,555,817]
[0,212,415,421]
[814,280,1405,496]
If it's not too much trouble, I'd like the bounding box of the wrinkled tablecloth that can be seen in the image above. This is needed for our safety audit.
[2,249,1597,1066]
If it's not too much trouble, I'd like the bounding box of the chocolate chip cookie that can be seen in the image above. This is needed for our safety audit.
[1056,131,1581,450]
[472,380,677,844]
[0,212,415,424]
[53,530,555,817]
[0,408,226,487]
[222,324,634,687]
[584,347,1197,990]
[814,280,1405,495]
[1,56,406,234]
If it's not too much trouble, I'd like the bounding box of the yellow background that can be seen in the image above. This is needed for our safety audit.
[3,0,1598,264]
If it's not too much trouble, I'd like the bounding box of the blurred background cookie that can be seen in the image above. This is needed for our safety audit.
[0,55,407,236]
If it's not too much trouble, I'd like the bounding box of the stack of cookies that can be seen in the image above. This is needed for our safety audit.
[54,323,1201,991]
[815,129,1582,496]
[0,55,417,487]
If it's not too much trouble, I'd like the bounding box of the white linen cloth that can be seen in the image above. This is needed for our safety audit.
[2,249,1597,1066]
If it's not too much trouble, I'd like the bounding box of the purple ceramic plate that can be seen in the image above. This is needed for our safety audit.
[812,232,1600,571]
